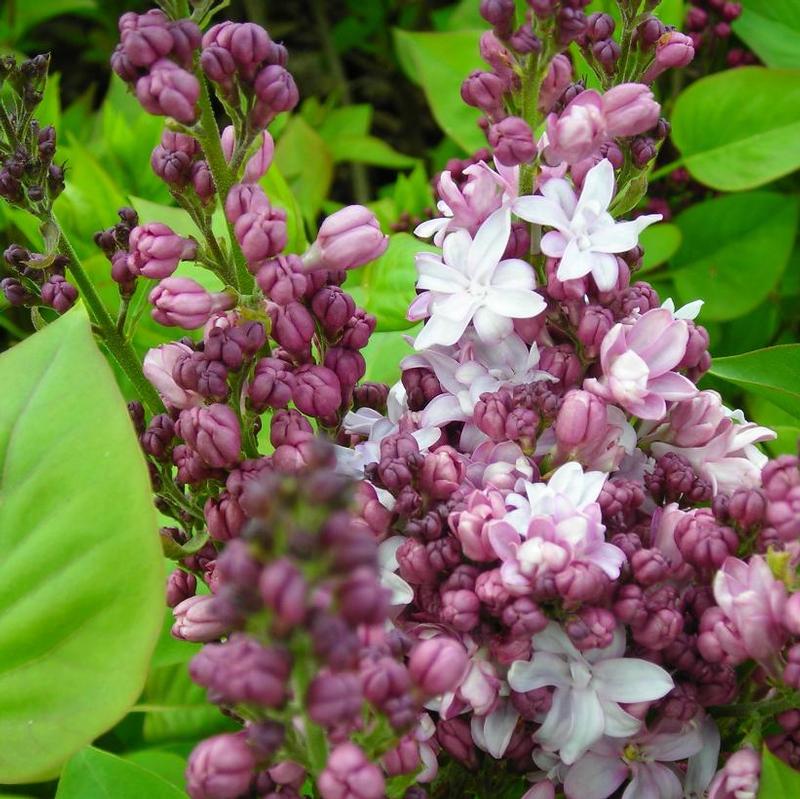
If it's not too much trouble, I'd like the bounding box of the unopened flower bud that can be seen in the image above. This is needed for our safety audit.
[409,637,468,696]
[136,59,200,124]
[129,223,196,279]
[172,595,228,642]
[304,206,388,272]
[307,672,363,727]
[177,403,241,468]
[150,277,234,329]
[40,274,77,313]
[488,116,536,166]
[318,743,385,799]
[186,732,256,799]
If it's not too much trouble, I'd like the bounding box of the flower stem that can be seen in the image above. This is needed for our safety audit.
[52,214,163,415]
[194,78,254,294]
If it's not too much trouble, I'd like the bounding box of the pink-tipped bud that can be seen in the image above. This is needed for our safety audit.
[602,83,661,137]
[488,116,536,166]
[128,223,196,279]
[149,277,234,329]
[136,59,200,124]
[303,205,388,272]
[408,637,468,696]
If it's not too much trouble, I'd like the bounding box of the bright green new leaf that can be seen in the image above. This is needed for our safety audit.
[392,29,484,154]
[318,104,373,140]
[125,749,188,790]
[275,116,334,227]
[638,223,682,273]
[0,309,163,783]
[671,68,800,191]
[328,135,418,169]
[55,747,186,799]
[671,192,798,321]
[362,330,417,387]
[733,0,800,69]
[360,233,437,332]
[709,345,800,419]
[759,747,800,798]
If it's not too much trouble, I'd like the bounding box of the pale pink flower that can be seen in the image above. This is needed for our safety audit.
[513,159,661,291]
[143,342,202,409]
[584,308,696,420]
[411,210,546,349]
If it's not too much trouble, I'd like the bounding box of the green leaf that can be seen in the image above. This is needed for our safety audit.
[362,330,417,387]
[55,747,186,799]
[671,67,800,191]
[328,135,418,169]
[0,309,163,783]
[709,345,800,419]
[638,223,682,273]
[6,0,96,40]
[124,749,187,790]
[275,116,334,227]
[670,192,798,321]
[733,0,800,69]
[759,747,800,798]
[360,233,437,332]
[318,105,373,140]
[392,29,484,154]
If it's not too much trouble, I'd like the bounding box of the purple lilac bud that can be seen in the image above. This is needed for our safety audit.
[257,254,308,301]
[190,634,291,707]
[361,657,411,707]
[205,321,266,370]
[1,277,31,306]
[119,10,172,68]
[480,0,514,28]
[128,223,196,279]
[436,718,478,769]
[318,743,385,799]
[177,404,241,468]
[488,116,536,166]
[586,12,615,40]
[40,274,78,313]
[268,301,315,357]
[409,637,468,696]
[631,136,657,167]
[228,22,272,78]
[141,413,176,459]
[292,365,342,419]
[167,569,197,607]
[539,344,583,389]
[303,206,388,272]
[784,645,800,689]
[631,548,669,586]
[419,446,464,500]
[340,309,375,350]
[186,732,255,799]
[311,286,356,336]
[763,456,800,542]
[565,606,616,651]
[200,45,236,94]
[402,367,442,411]
[382,735,421,777]
[191,161,215,203]
[636,17,666,49]
[251,65,299,127]
[234,205,288,264]
[136,59,200,124]
[554,389,606,450]
[172,595,228,642]
[556,6,587,44]
[675,509,737,570]
[259,558,307,631]
[602,83,660,137]
[204,492,246,541]
[150,277,234,329]
[555,562,608,603]
[539,54,572,113]
[501,596,548,639]
[307,672,363,727]
[593,39,621,72]
[324,348,366,399]
[337,567,389,625]
[168,19,202,69]
[644,31,695,82]
[441,589,481,632]
[249,357,294,411]
[461,70,506,114]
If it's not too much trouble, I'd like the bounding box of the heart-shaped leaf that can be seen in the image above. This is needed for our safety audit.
[0,309,163,783]
[671,68,800,191]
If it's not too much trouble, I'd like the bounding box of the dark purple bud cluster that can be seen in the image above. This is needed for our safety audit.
[2,244,76,314]
[176,456,434,799]
[112,10,202,123]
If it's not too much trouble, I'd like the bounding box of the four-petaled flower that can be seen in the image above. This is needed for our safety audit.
[512,159,661,291]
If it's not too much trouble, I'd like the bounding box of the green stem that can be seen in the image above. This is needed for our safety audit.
[194,79,253,293]
[52,214,163,415]
[650,157,684,181]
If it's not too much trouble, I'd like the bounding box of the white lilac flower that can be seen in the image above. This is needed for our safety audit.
[512,159,661,291]
[508,624,674,765]
[377,536,414,607]
[661,297,704,321]
[403,333,553,429]
[411,209,546,350]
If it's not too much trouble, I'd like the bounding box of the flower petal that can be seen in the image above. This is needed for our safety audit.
[483,701,520,759]
[559,688,605,765]
[492,258,537,290]
[541,230,568,258]
[590,252,620,292]
[646,371,697,400]
[513,194,571,231]
[557,239,593,281]
[468,207,511,281]
[592,657,674,703]
[486,287,547,319]
[473,306,514,343]
[575,159,614,219]
[564,753,628,799]
[508,652,571,693]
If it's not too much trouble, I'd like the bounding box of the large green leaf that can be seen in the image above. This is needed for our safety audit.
[759,747,800,798]
[55,747,186,799]
[733,0,800,69]
[392,29,484,154]
[0,309,163,783]
[638,222,682,274]
[671,192,798,321]
[362,330,417,387]
[359,233,437,332]
[671,68,800,191]
[709,345,800,419]
[328,136,418,169]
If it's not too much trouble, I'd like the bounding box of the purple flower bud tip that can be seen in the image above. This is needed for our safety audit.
[172,595,228,642]
[488,116,536,167]
[149,277,235,329]
[40,275,78,313]
[176,404,242,468]
[409,637,468,696]
[128,223,196,279]
[318,743,385,799]
[303,206,388,272]
[186,733,255,799]
[136,59,200,124]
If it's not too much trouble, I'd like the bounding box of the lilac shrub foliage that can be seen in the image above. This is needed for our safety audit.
[1,1,799,798]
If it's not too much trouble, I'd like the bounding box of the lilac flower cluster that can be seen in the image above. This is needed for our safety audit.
[99,3,800,798]
[0,55,73,313]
